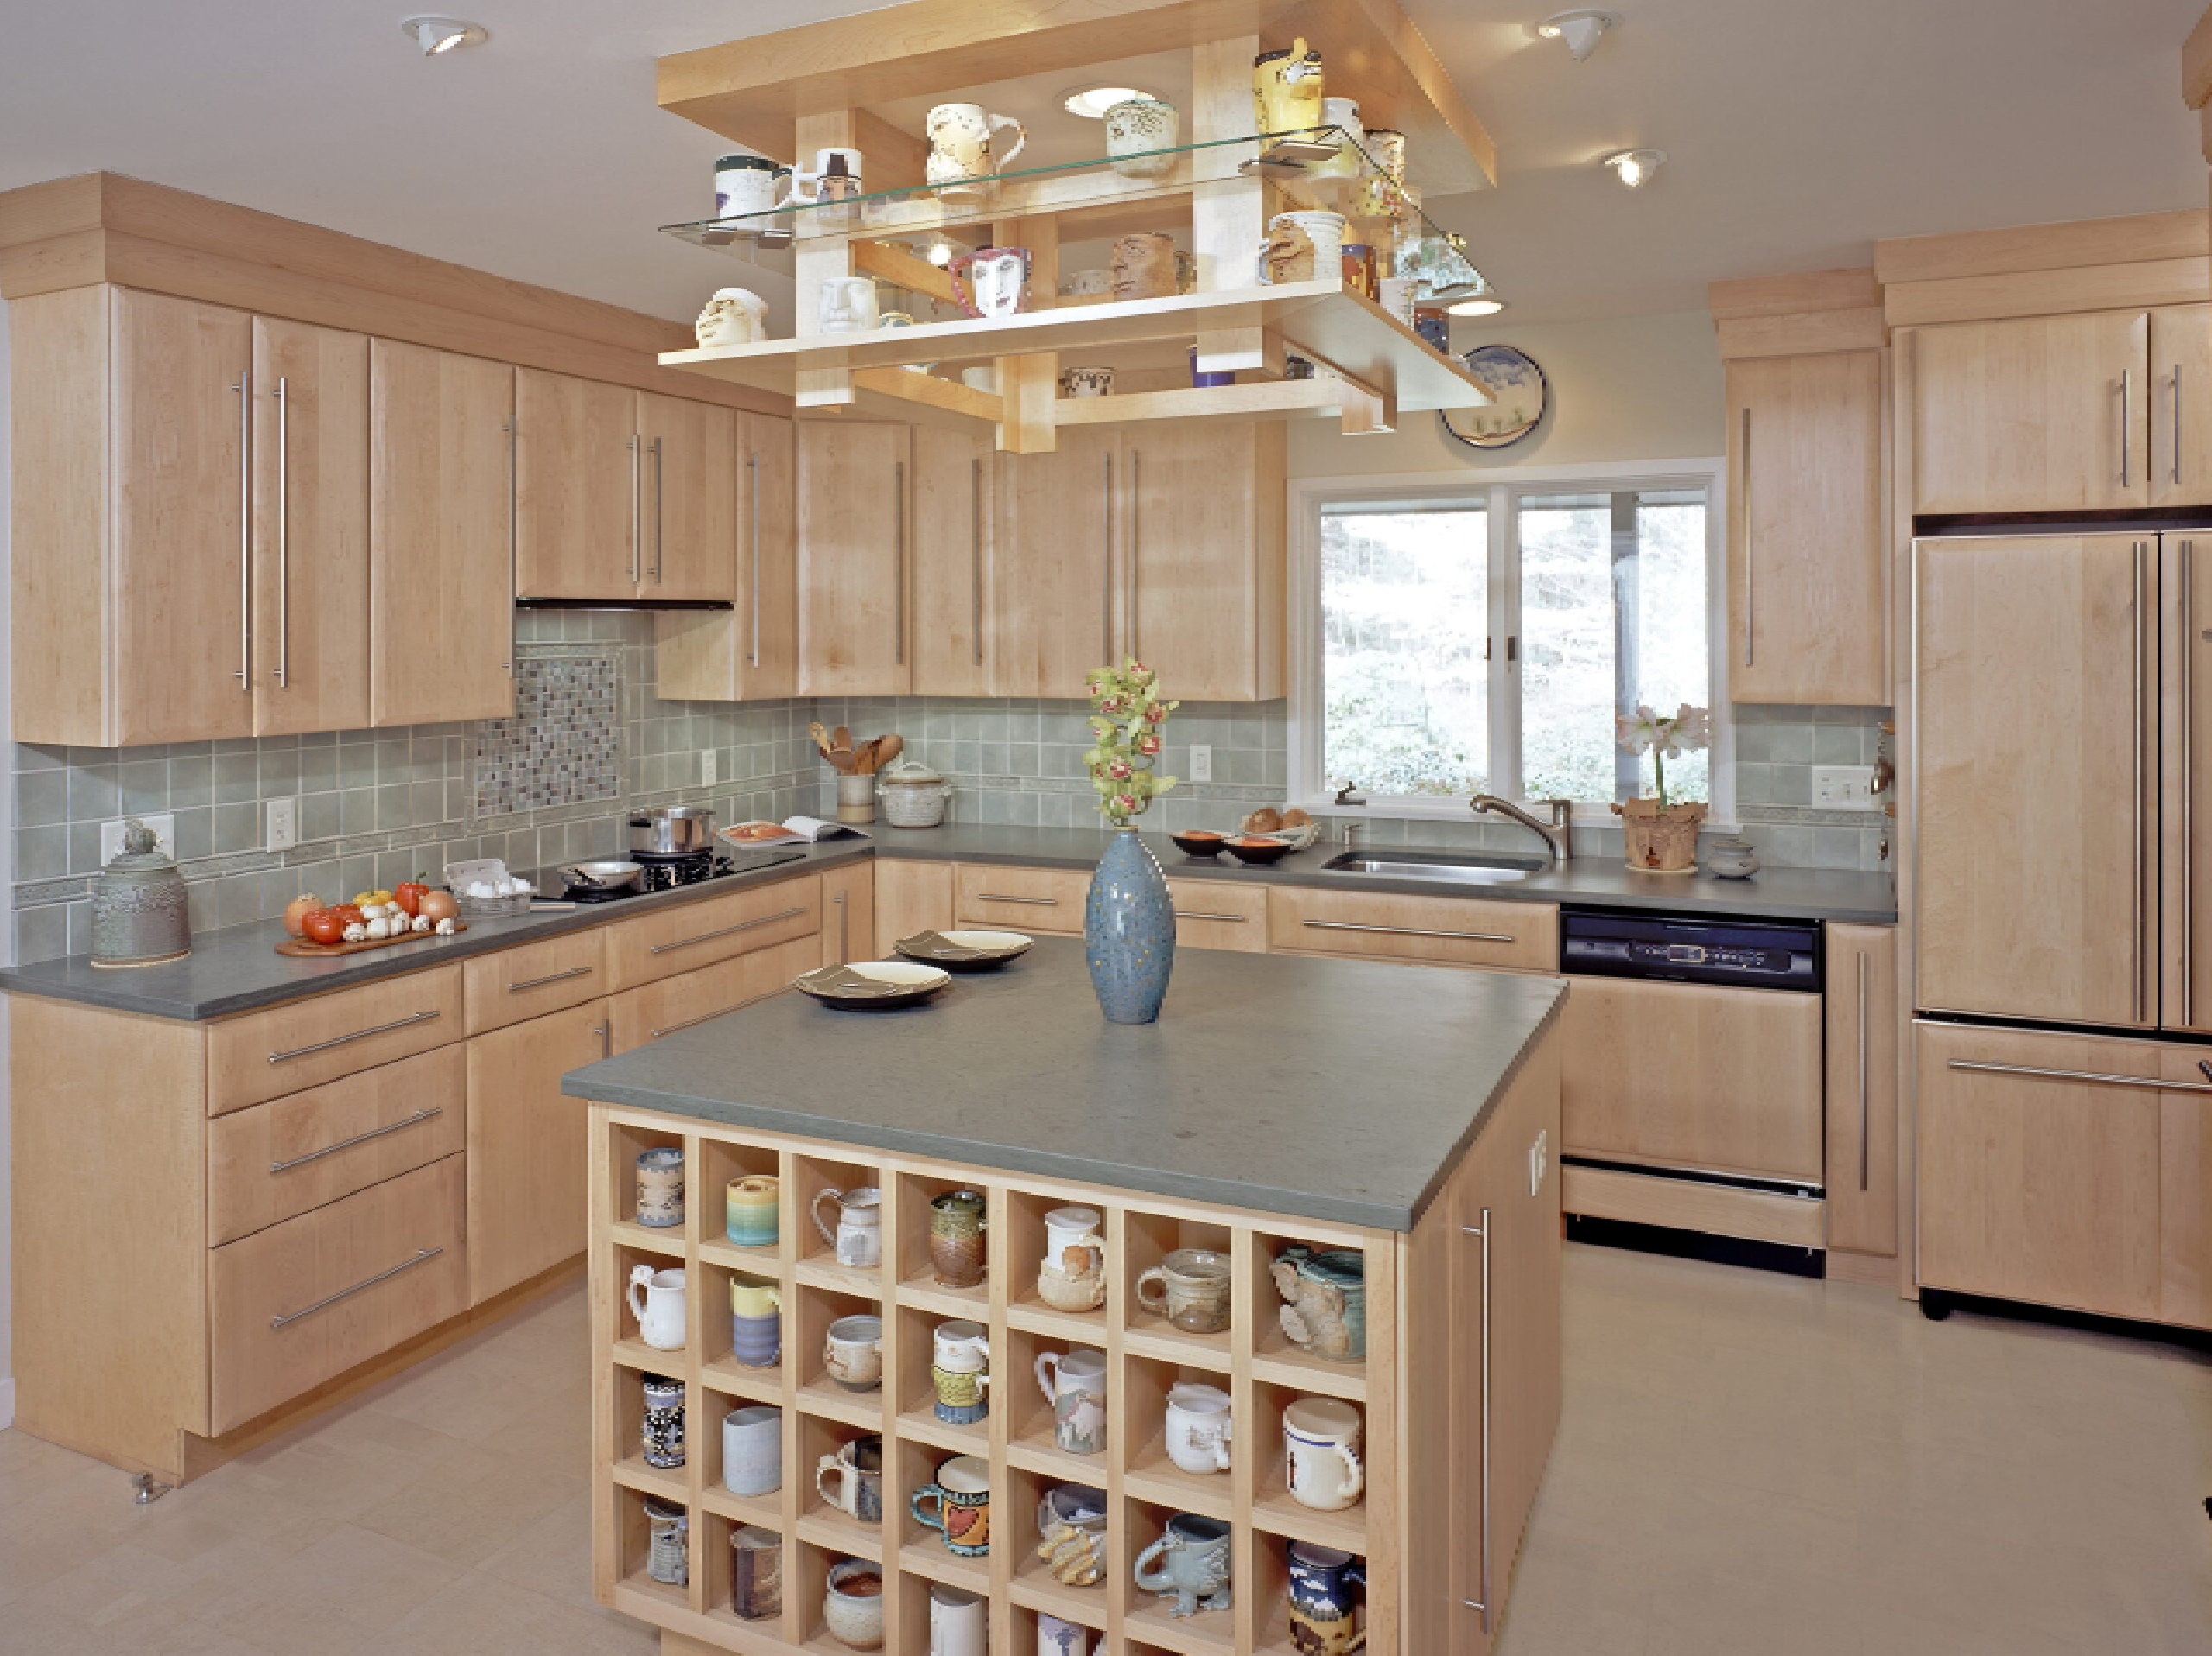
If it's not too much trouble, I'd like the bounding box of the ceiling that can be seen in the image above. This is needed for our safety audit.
[0,0,2206,333]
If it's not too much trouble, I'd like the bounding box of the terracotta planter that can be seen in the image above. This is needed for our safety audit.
[1613,798,1706,872]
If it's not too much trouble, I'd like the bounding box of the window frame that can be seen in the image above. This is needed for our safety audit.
[1287,455,1733,825]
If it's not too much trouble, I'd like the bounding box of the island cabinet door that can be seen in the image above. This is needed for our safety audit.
[465,998,610,1304]
[1826,923,1898,1257]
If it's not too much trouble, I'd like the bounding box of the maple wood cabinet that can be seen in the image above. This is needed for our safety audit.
[466,997,610,1305]
[657,411,798,700]
[798,421,912,695]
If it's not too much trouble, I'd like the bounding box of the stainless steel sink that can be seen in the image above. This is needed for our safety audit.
[1319,849,1548,885]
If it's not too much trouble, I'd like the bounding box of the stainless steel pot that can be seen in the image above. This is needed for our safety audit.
[559,860,644,892]
[629,806,716,856]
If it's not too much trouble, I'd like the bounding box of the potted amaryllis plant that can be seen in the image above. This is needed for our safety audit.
[1612,702,1710,872]
[1081,660,1180,1023]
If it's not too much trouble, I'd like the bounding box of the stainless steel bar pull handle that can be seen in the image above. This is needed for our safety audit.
[502,413,516,673]
[270,1107,442,1174]
[1461,1211,1493,1632]
[971,458,984,666]
[2122,369,2134,488]
[508,965,593,993]
[1103,452,1115,663]
[274,375,289,688]
[268,1009,441,1064]
[649,906,808,955]
[747,452,761,668]
[894,459,907,667]
[1947,1057,2212,1095]
[651,435,664,582]
[272,1247,442,1330]
[833,888,848,965]
[2175,364,2185,486]
[976,892,1058,905]
[1856,952,1869,1192]
[1301,919,1515,943]
[1740,404,1753,669]
[595,1020,612,1059]
[234,371,251,685]
[1173,910,1248,923]
[628,435,642,583]
[1128,447,1141,659]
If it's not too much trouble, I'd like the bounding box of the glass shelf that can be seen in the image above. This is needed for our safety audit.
[660,126,1487,303]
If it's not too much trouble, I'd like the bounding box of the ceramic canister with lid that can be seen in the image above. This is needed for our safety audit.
[878,758,953,828]
[91,819,190,967]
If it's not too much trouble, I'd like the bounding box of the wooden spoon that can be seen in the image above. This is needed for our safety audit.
[810,721,835,758]
[832,725,853,758]
[872,733,903,771]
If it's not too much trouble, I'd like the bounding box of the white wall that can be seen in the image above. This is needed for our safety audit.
[1289,308,1727,477]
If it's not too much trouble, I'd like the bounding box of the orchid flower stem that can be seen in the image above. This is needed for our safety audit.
[1655,747,1669,812]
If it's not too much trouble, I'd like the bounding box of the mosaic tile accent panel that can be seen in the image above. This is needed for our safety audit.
[475,657,620,817]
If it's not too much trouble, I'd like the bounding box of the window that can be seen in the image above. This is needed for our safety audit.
[1296,464,1724,816]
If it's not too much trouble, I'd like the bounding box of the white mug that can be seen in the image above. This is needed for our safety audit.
[1034,1348,1108,1456]
[1038,1613,1102,1655]
[723,1403,782,1497]
[715,155,785,217]
[1285,1395,1364,1509]
[1164,1380,1233,1475]
[1044,1205,1105,1278]
[1103,97,1179,179]
[926,102,1027,196]
[627,1265,686,1352]
[811,1183,883,1264]
[817,277,879,336]
[934,1318,990,1373]
[695,287,767,348]
[929,1582,988,1656]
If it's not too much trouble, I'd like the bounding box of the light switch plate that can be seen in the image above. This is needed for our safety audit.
[1810,765,1878,809]
[1188,744,1212,783]
[702,750,718,787]
[265,797,298,853]
[100,813,175,866]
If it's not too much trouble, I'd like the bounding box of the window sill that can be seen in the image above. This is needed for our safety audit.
[1290,793,1738,834]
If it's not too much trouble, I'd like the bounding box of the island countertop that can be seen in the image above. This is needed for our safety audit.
[562,933,1567,1231]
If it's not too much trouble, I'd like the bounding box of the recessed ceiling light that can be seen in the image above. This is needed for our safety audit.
[1601,148,1666,189]
[399,16,488,54]
[1535,10,1618,60]
[1061,86,1157,119]
[1446,296,1507,317]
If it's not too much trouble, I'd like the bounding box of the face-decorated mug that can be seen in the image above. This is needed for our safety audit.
[950,247,1031,320]
[1033,1348,1108,1456]
[627,1265,686,1351]
[817,277,879,336]
[694,287,768,348]
[1109,233,1181,302]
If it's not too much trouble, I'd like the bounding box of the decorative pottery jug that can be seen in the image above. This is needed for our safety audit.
[1103,97,1179,179]
[694,286,767,347]
[1287,1541,1366,1654]
[929,1188,988,1287]
[1253,37,1325,135]
[1707,835,1760,879]
[812,1184,883,1267]
[90,819,189,966]
[1084,827,1174,1024]
[1134,1513,1233,1617]
[925,102,1027,200]
[1272,1246,1367,1361]
[949,246,1031,319]
[627,1265,686,1351]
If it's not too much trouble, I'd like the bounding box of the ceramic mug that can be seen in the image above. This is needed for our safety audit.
[1134,1512,1233,1616]
[642,1373,685,1469]
[816,1433,884,1522]
[1309,97,1363,179]
[1376,275,1414,324]
[1284,1395,1364,1511]
[811,146,863,201]
[1163,1380,1232,1475]
[1135,1247,1233,1333]
[715,154,783,218]
[1109,232,1181,301]
[1058,267,1111,299]
[1059,365,1116,399]
[1351,126,1408,219]
[723,1403,782,1497]
[727,1174,779,1247]
[1254,36,1325,135]
[950,246,1031,319]
[1036,1482,1108,1587]
[824,1312,884,1390]
[812,1185,883,1267]
[925,102,1027,198]
[627,1265,686,1351]
[1287,1540,1367,1654]
[1103,97,1179,179]
[1274,1246,1366,1361]
[912,1453,992,1557]
[729,1524,781,1621]
[960,365,999,391]
[636,1145,684,1228]
[1038,1615,1103,1656]
[817,277,879,335]
[695,287,768,348]
[729,1272,782,1367]
[1263,210,1347,284]
[824,1558,886,1649]
[1033,1348,1108,1456]
[1340,242,1377,301]
[931,1318,991,1424]
[928,1188,988,1288]
[1043,1206,1106,1278]
[644,1495,689,1587]
[929,1582,988,1656]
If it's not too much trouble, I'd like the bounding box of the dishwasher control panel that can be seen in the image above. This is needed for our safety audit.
[1559,908,1821,992]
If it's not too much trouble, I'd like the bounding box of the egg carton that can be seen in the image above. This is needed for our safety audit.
[443,858,535,917]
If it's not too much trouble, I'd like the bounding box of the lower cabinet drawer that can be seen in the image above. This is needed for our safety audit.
[207,1046,467,1246]
[605,874,822,991]
[1166,879,1268,952]
[208,1153,467,1433]
[463,927,606,1035]
[607,934,822,1053]
[1268,886,1557,972]
[207,966,463,1116]
[955,864,1089,935]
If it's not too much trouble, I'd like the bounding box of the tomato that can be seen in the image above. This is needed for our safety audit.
[301,908,346,946]
[393,880,429,918]
[330,904,365,929]
[417,889,458,925]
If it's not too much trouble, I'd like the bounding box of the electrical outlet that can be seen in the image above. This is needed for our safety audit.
[1188,744,1212,783]
[265,796,298,853]
[1811,765,1878,809]
[702,749,718,787]
[100,814,175,866]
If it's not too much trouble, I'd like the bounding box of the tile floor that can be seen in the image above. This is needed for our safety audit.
[2,1245,2208,1654]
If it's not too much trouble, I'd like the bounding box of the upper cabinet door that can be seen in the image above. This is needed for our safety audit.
[111,290,257,743]
[369,340,515,726]
[2151,304,2212,510]
[1727,351,1885,704]
[1910,312,2150,515]
[638,393,735,603]
[1915,534,2152,1028]
[251,318,369,737]
[1128,422,1286,701]
[654,411,795,701]
[910,426,994,696]
[798,422,912,696]
[514,368,637,600]
[995,426,1118,700]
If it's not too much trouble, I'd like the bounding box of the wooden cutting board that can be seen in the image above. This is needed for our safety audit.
[274,921,468,959]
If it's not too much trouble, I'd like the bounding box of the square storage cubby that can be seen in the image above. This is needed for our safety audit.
[1121,1354,1236,1521]
[794,1540,887,1651]
[696,1136,785,1270]
[892,1303,990,1457]
[608,1363,690,1502]
[794,1284,887,1428]
[697,1389,785,1531]
[1249,1380,1368,1552]
[797,1409,886,1555]
[1009,1461,1113,1623]
[1005,1187,1112,1337]
[699,1253,791,1400]
[607,1119,691,1240]
[1123,1209,1236,1365]
[611,1240,690,1366]
[1123,1497,1237,1653]
[1252,1533,1368,1656]
[1005,1323,1110,1472]
[1018,1602,1108,1656]
[892,1170,995,1316]
[1250,1231,1368,1392]
[696,1508,792,1644]
[611,1482,695,1615]
[899,1570,995,1653]
[892,1435,994,1601]
[795,1152,887,1296]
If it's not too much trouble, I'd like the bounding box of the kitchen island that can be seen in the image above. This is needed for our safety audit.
[563,936,1566,1656]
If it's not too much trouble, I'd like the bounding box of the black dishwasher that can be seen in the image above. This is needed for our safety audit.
[1559,907,1821,993]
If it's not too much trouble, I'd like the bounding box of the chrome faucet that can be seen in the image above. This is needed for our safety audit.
[1470,795,1573,866]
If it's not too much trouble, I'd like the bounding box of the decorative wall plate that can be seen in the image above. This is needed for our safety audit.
[1440,343,1548,449]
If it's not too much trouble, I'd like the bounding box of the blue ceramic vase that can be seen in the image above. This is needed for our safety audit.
[1086,827,1175,1024]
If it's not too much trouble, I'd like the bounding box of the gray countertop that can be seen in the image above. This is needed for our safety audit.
[0,822,1892,1022]
[561,934,1568,1232]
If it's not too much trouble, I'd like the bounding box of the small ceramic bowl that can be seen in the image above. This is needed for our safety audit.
[1171,829,1228,859]
[1224,834,1294,866]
